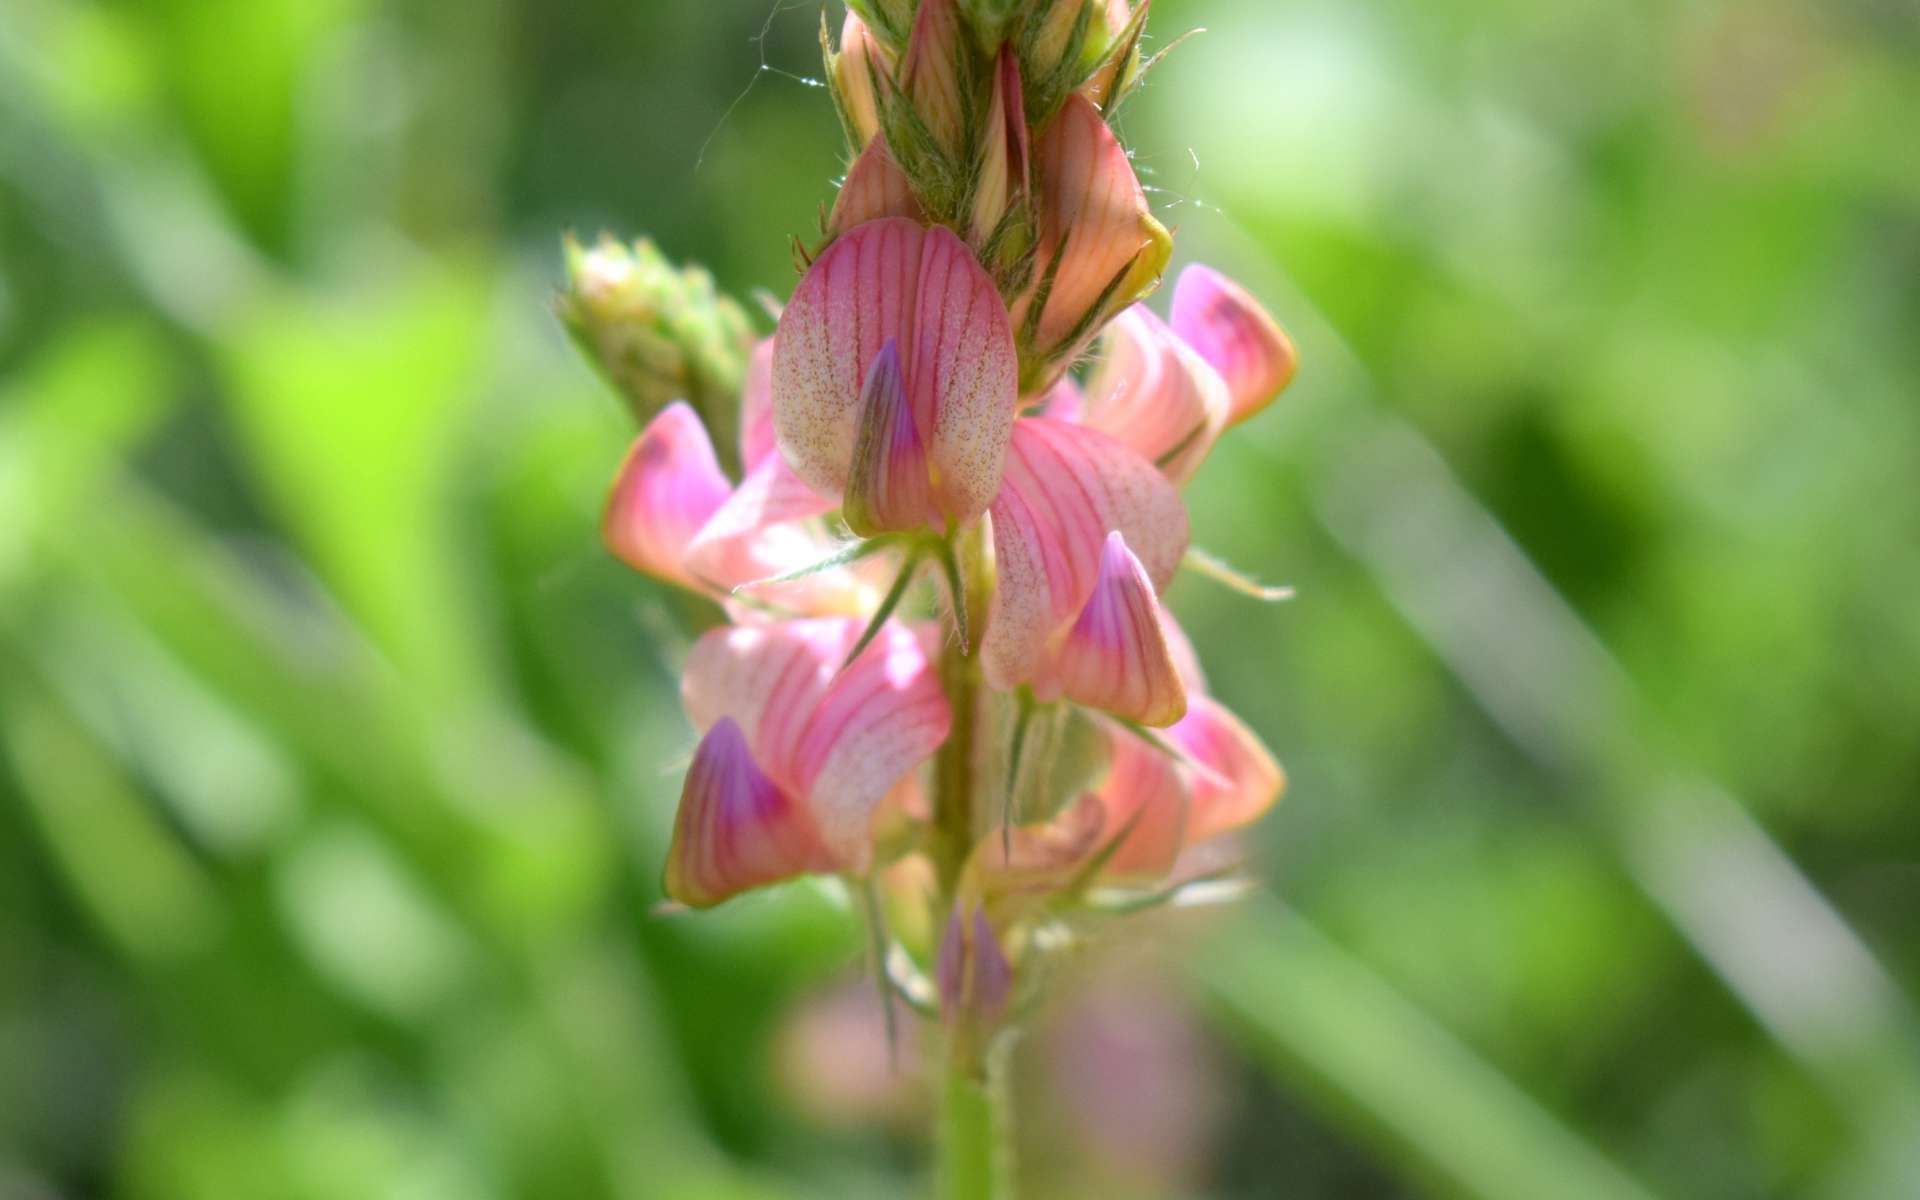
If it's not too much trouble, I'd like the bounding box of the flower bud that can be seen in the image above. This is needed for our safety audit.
[898,0,971,165]
[937,904,1014,1027]
[968,47,1031,256]
[827,11,889,150]
[558,234,755,471]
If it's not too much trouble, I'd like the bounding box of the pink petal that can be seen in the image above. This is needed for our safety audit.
[936,905,1013,1024]
[913,224,1020,526]
[1091,728,1190,880]
[983,418,1188,694]
[1169,264,1297,426]
[843,339,936,535]
[965,793,1107,907]
[1168,695,1284,843]
[664,717,840,908]
[738,336,778,471]
[829,137,923,237]
[1081,305,1231,486]
[1014,94,1171,365]
[602,401,732,589]
[1045,531,1188,726]
[681,454,836,592]
[773,218,1016,528]
[681,619,949,867]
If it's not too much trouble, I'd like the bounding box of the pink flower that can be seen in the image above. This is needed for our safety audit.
[1078,304,1232,486]
[772,218,1019,535]
[1169,264,1298,426]
[667,618,952,907]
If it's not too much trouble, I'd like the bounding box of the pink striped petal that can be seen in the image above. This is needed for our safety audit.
[843,339,936,535]
[602,401,732,589]
[1169,264,1297,426]
[681,454,836,592]
[664,717,840,908]
[1081,305,1231,485]
[738,336,778,471]
[1046,531,1187,725]
[681,618,949,866]
[983,418,1188,694]
[1168,695,1284,843]
[1091,728,1190,880]
[1013,94,1171,367]
[913,224,1020,525]
[1038,374,1084,422]
[829,137,923,236]
[773,218,1017,529]
[900,0,967,159]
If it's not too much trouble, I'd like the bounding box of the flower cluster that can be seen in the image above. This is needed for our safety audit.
[568,0,1296,1059]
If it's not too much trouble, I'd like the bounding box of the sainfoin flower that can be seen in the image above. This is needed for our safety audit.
[572,0,1300,1142]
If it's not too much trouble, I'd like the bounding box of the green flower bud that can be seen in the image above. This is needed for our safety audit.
[558,234,754,474]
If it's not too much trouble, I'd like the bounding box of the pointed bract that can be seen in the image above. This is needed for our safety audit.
[1169,264,1297,425]
[664,718,840,908]
[603,402,733,589]
[1047,532,1187,725]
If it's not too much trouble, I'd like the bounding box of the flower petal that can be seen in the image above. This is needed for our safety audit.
[829,137,923,237]
[602,401,732,589]
[1169,695,1284,842]
[1169,264,1297,425]
[983,418,1188,694]
[1091,727,1190,880]
[738,336,778,471]
[1081,305,1231,485]
[681,455,837,592]
[773,218,1017,528]
[914,224,1021,526]
[681,618,949,866]
[844,339,935,535]
[1014,94,1171,372]
[1046,531,1187,725]
[664,717,841,908]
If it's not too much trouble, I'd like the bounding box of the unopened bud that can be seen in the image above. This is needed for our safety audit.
[827,11,889,150]
[558,234,755,472]
[937,904,1013,1027]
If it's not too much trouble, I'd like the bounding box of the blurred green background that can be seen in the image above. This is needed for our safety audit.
[4,0,1919,1196]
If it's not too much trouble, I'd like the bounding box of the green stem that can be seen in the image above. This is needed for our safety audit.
[938,1038,1011,1200]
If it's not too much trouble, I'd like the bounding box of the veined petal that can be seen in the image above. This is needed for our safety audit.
[774,218,1017,529]
[984,418,1188,694]
[681,454,837,592]
[829,137,923,237]
[1047,531,1187,725]
[1014,94,1171,370]
[915,224,1021,526]
[664,718,840,908]
[844,340,936,535]
[1169,264,1297,426]
[739,336,778,471]
[1091,726,1190,880]
[1081,305,1231,485]
[681,619,949,867]
[602,401,732,589]
[1169,695,1284,842]
[774,217,921,501]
